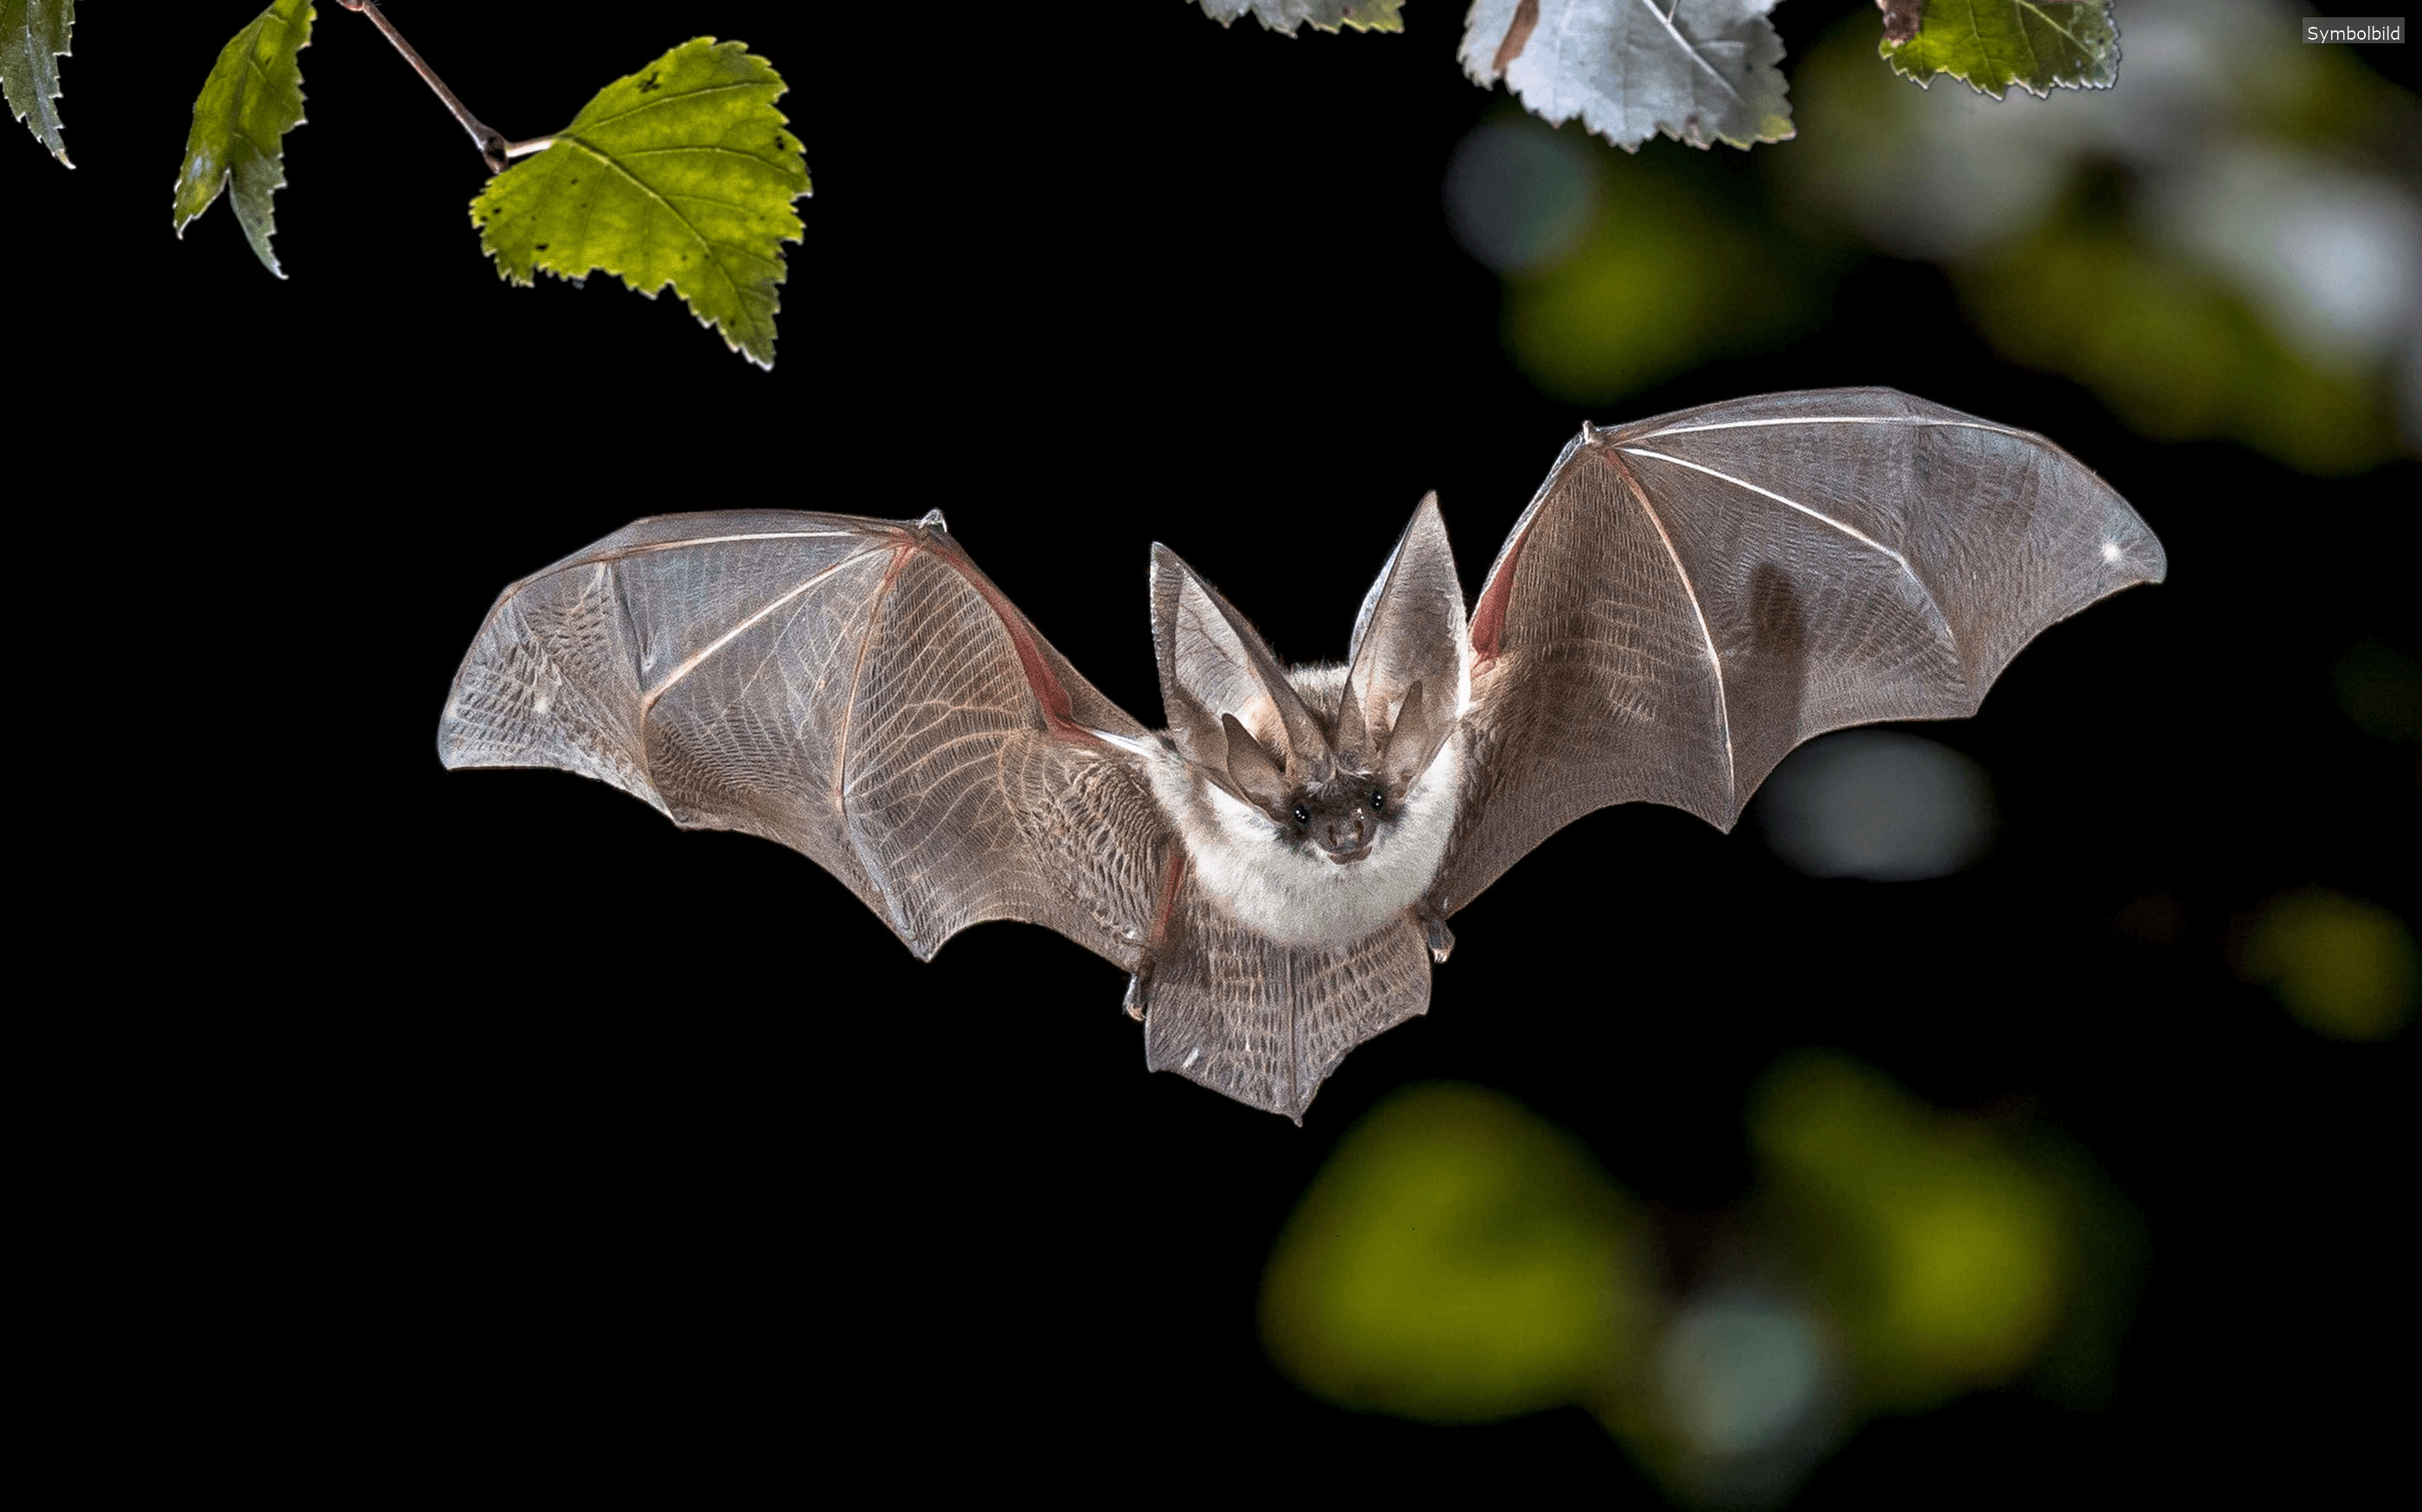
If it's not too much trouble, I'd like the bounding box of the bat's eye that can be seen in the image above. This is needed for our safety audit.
[1368,791,1387,813]
[1291,805,1310,826]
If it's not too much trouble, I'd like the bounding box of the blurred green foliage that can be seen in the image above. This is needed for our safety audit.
[1751,1054,2065,1409]
[1262,1060,2142,1506]
[1259,1082,1650,1422]
[1778,1,2422,473]
[1462,0,2422,472]
[1961,215,2399,473]
[1495,145,1820,403]
[2239,890,2419,1041]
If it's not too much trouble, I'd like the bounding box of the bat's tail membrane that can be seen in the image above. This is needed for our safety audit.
[1140,909,1432,1123]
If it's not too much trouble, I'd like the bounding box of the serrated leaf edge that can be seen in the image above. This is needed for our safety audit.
[1459,0,1794,153]
[1195,0,1406,35]
[3,0,75,165]
[170,0,314,279]
[1883,0,2121,100]
[469,37,810,370]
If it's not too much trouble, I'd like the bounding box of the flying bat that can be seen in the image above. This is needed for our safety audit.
[438,388,2164,1119]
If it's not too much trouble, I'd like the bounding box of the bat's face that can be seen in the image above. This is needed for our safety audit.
[1260,763,1393,865]
[1201,660,1450,871]
[1152,701,1468,950]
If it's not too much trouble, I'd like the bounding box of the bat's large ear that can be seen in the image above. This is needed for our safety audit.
[1339,493,1468,775]
[1150,545,1332,780]
[1220,714,1292,812]
[1376,680,1456,793]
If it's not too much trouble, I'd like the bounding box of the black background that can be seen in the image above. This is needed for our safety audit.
[19,3,2413,1501]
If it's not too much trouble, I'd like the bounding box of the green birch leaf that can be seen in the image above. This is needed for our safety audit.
[1,0,74,165]
[1195,1,1406,33]
[471,38,811,370]
[172,0,315,278]
[1883,1,2119,99]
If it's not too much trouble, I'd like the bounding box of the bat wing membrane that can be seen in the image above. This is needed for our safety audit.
[1142,900,1432,1124]
[1437,388,2166,914]
[439,510,1171,970]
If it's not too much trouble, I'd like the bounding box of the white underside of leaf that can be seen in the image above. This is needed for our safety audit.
[1459,0,1792,151]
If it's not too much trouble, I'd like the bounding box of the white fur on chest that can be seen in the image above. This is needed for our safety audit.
[1143,736,1463,946]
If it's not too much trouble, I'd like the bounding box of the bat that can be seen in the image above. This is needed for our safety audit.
[438,388,2164,1120]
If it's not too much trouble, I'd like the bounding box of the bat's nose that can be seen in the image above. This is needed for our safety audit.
[1318,813,1374,863]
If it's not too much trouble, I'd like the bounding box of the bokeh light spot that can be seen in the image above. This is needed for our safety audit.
[1258,1083,1648,1423]
[1752,1054,2066,1406]
[2239,890,2420,1041]
[1756,732,1997,882]
[1657,1295,1831,1458]
[1443,120,1599,274]
[1455,119,1817,406]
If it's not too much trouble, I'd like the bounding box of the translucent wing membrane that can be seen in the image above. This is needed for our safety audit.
[439,511,1166,966]
[1439,388,2162,913]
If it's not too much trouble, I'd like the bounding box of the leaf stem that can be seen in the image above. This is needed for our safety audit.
[336,2,514,171]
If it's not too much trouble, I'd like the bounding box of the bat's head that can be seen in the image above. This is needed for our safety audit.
[1150,497,1469,868]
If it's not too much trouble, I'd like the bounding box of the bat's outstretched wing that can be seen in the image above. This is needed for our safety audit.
[439,509,1170,968]
[1436,388,2165,915]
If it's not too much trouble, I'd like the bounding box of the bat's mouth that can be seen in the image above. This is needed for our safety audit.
[1321,844,1374,865]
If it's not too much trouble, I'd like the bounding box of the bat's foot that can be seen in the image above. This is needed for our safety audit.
[1123,956,1157,1021]
[1417,901,1455,964]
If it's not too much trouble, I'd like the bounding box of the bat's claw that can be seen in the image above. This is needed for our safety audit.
[1123,956,1156,1021]
[1417,901,1455,964]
